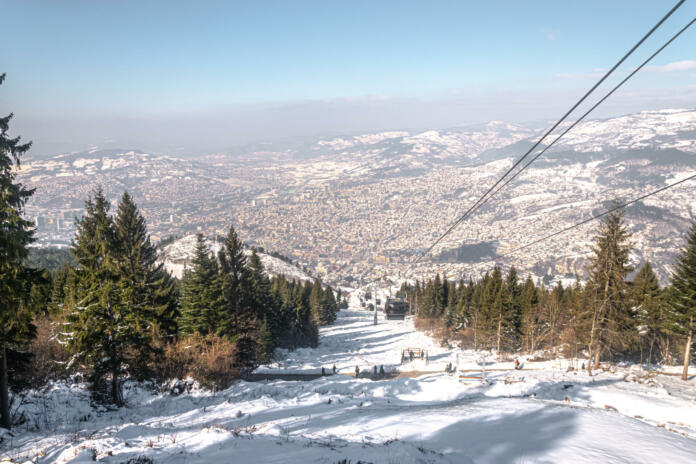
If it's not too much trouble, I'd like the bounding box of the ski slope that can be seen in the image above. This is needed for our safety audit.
[4,301,696,463]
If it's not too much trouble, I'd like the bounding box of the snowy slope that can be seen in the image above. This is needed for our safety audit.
[552,109,696,154]
[6,297,696,464]
[159,234,312,282]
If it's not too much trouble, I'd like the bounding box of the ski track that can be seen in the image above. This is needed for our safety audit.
[3,300,696,463]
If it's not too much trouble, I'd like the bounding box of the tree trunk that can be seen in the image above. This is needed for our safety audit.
[682,318,693,382]
[640,342,644,370]
[0,343,9,429]
[593,348,601,370]
[112,362,121,406]
[496,315,502,354]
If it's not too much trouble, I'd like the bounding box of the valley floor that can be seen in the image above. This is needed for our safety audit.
[3,304,696,463]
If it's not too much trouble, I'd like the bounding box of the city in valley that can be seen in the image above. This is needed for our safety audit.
[21,109,696,286]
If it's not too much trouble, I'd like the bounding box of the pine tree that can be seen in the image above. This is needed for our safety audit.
[64,188,141,405]
[218,225,254,337]
[247,249,275,321]
[520,276,540,353]
[113,192,178,377]
[586,207,633,372]
[631,261,663,365]
[247,249,282,358]
[322,285,338,324]
[504,267,523,349]
[434,274,446,317]
[256,317,274,364]
[0,72,38,428]
[420,279,436,318]
[309,279,326,324]
[667,221,696,380]
[179,234,222,336]
[294,289,318,347]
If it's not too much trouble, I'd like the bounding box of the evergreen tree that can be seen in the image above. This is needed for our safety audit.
[256,317,275,363]
[247,249,275,321]
[0,73,37,428]
[218,225,254,336]
[631,261,663,365]
[322,285,338,324]
[504,267,523,349]
[64,188,142,405]
[520,276,540,352]
[247,249,280,357]
[179,234,222,336]
[667,221,696,380]
[434,274,446,317]
[309,279,325,324]
[420,279,436,318]
[294,289,318,347]
[586,207,633,372]
[113,192,178,376]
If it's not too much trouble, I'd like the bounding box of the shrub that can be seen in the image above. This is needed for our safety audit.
[13,318,72,389]
[158,334,239,390]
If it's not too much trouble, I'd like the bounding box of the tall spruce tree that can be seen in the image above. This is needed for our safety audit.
[218,225,254,336]
[309,279,326,324]
[667,221,696,380]
[179,234,222,336]
[322,284,338,324]
[113,192,178,377]
[0,73,37,429]
[586,207,633,372]
[65,188,140,405]
[631,261,663,365]
[247,249,279,361]
[520,276,540,353]
[247,250,273,320]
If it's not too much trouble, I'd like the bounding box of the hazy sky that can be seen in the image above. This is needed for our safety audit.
[2,0,695,156]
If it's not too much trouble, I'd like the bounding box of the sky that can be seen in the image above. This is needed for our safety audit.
[2,0,695,156]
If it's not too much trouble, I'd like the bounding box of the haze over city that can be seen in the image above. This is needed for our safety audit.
[3,0,696,155]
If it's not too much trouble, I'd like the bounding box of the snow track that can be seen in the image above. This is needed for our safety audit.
[4,306,696,463]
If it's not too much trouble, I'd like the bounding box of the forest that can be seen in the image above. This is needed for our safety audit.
[401,209,696,381]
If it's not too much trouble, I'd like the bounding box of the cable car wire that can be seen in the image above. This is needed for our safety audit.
[410,0,686,266]
[474,172,696,269]
[483,16,696,212]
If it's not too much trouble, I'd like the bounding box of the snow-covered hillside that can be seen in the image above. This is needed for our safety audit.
[553,109,696,154]
[160,234,313,282]
[6,297,696,463]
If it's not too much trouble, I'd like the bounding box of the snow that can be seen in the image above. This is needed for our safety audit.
[160,234,313,282]
[554,109,696,153]
[4,298,696,463]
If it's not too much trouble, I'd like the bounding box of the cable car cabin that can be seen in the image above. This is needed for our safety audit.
[384,297,408,320]
[375,298,381,306]
[360,300,366,308]
[365,291,372,301]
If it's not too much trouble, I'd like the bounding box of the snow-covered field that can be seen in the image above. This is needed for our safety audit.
[4,300,696,463]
